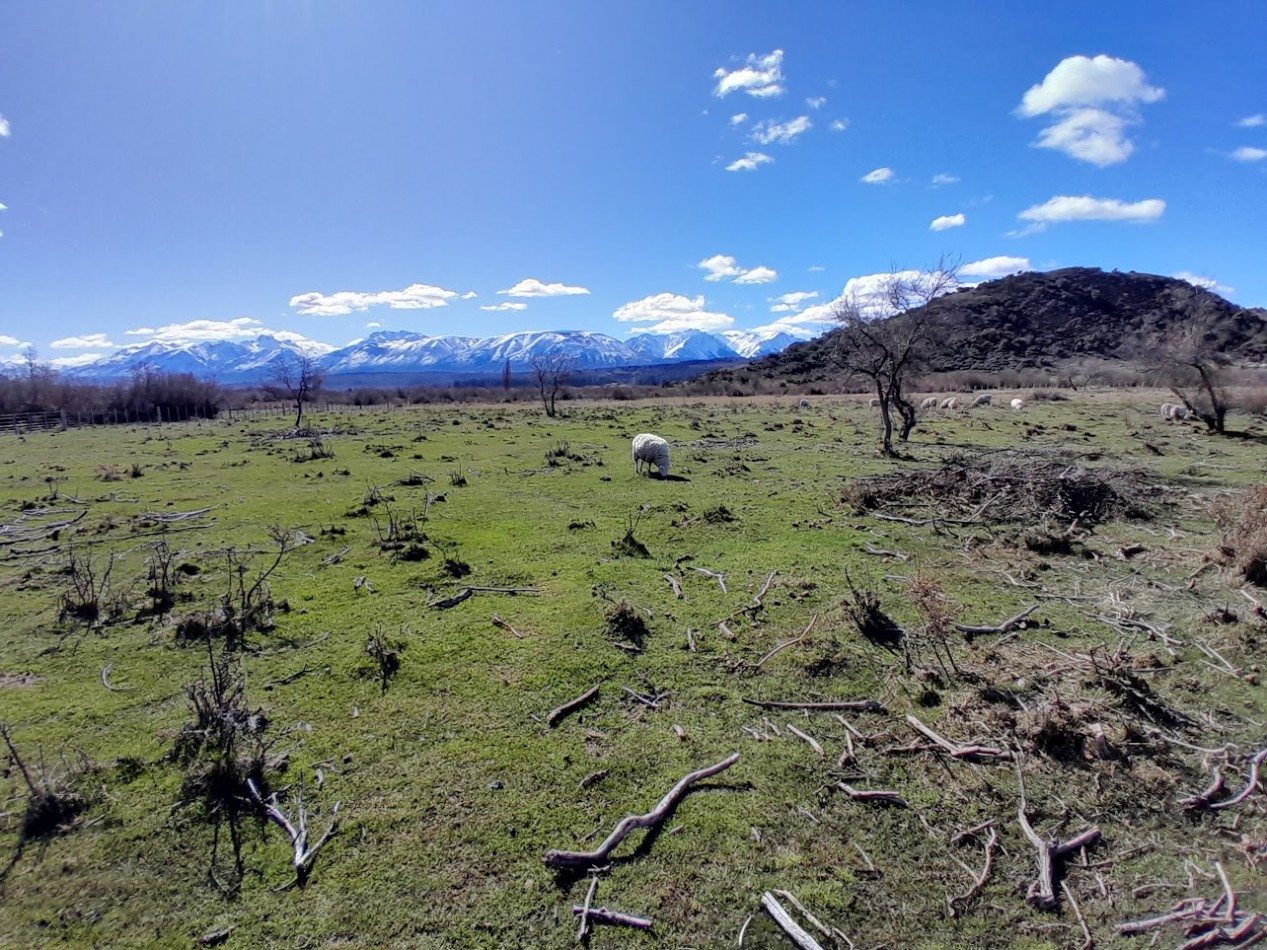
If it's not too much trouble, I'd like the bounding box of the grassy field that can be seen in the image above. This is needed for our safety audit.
[1,391,1265,949]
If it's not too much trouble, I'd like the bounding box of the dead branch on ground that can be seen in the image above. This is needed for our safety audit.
[760,891,827,950]
[663,573,683,599]
[245,777,341,889]
[543,752,740,870]
[690,566,727,594]
[837,783,905,805]
[741,698,886,713]
[100,663,136,693]
[570,905,653,931]
[428,585,539,610]
[755,615,818,669]
[902,714,1012,762]
[948,824,999,917]
[491,613,526,638]
[1017,802,1100,910]
[954,604,1039,638]
[546,685,601,727]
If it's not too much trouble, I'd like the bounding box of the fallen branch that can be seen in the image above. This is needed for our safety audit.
[576,876,599,942]
[1061,880,1093,950]
[954,604,1038,638]
[263,665,314,691]
[948,825,999,917]
[428,586,540,610]
[905,714,1012,762]
[321,544,351,565]
[1017,804,1100,910]
[753,571,776,606]
[491,613,526,638]
[622,686,660,710]
[862,542,909,561]
[755,615,818,669]
[100,663,136,693]
[543,752,740,870]
[761,891,826,950]
[1209,748,1267,810]
[690,566,727,594]
[570,905,653,931]
[741,698,886,713]
[837,783,905,805]
[546,685,601,727]
[664,573,683,599]
[245,778,341,889]
[785,724,824,757]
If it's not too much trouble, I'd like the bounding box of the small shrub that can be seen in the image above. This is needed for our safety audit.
[95,464,124,482]
[442,557,471,578]
[1213,486,1267,587]
[0,723,95,846]
[364,626,405,694]
[129,462,145,478]
[604,600,650,648]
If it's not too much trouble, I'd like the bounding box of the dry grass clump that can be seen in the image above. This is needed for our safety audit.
[0,724,96,845]
[1213,486,1267,587]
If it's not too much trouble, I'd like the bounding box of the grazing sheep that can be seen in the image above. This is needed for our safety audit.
[940,397,959,410]
[631,433,671,478]
[1010,397,1025,411]
[1166,404,1191,420]
[868,397,881,408]
[1160,402,1176,419]
[970,393,992,407]
[920,396,939,410]
[799,398,811,409]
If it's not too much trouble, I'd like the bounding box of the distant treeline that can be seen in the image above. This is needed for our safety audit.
[0,367,222,420]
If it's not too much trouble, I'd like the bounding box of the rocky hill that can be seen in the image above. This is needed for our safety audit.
[720,267,1267,385]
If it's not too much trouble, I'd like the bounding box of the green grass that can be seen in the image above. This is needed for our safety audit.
[1,392,1266,948]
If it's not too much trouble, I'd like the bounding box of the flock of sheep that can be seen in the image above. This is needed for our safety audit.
[633,396,1193,479]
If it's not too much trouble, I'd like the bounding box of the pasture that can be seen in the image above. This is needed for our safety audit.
[1,392,1265,949]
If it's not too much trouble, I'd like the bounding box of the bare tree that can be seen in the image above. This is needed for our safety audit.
[830,256,960,456]
[21,346,53,410]
[1142,292,1234,434]
[272,351,324,428]
[530,352,576,418]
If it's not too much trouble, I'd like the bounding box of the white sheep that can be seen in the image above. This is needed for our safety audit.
[970,393,992,407]
[799,398,811,409]
[940,397,959,410]
[1159,402,1176,419]
[631,433,671,478]
[1167,404,1191,420]
[1010,397,1025,411]
[920,396,939,410]
[868,397,881,408]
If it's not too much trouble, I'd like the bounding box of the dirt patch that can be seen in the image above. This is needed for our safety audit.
[0,671,39,688]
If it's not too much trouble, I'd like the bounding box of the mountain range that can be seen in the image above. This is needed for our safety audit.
[40,327,812,385]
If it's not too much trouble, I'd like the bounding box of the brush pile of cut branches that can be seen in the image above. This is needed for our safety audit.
[843,456,1166,528]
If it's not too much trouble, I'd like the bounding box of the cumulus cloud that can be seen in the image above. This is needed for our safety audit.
[1175,272,1234,296]
[0,202,7,210]
[714,49,785,99]
[932,173,960,186]
[1019,55,1163,166]
[930,213,966,231]
[961,256,1031,279]
[498,278,589,297]
[769,290,819,313]
[726,151,774,172]
[612,293,734,334]
[806,97,827,109]
[290,282,461,316]
[1231,146,1267,162]
[0,114,9,137]
[751,115,812,145]
[50,333,119,350]
[730,112,748,126]
[124,317,334,351]
[480,302,529,312]
[1017,195,1165,231]
[1237,114,1265,128]
[699,255,777,284]
[0,334,23,346]
[829,119,848,132]
[861,167,894,184]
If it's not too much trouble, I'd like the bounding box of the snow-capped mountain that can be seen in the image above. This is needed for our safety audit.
[721,328,814,358]
[53,327,814,383]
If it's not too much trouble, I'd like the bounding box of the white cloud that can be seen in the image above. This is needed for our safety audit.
[480,302,529,312]
[806,97,826,109]
[751,115,812,145]
[0,202,7,210]
[1016,195,1165,232]
[498,278,589,297]
[726,151,774,172]
[1019,54,1164,117]
[1237,113,1266,128]
[1231,146,1267,162]
[49,353,108,368]
[929,213,966,231]
[461,291,477,299]
[125,317,333,351]
[698,255,743,282]
[0,335,23,346]
[1033,107,1133,166]
[290,282,461,316]
[932,173,959,186]
[961,256,1031,279]
[365,321,384,329]
[734,265,777,285]
[1019,55,1163,167]
[861,167,894,184]
[1175,272,1234,296]
[808,265,826,272]
[714,49,785,99]
[612,292,734,333]
[0,114,9,137]
[769,290,819,313]
[698,254,777,284]
[729,112,748,126]
[829,119,848,132]
[50,333,119,350]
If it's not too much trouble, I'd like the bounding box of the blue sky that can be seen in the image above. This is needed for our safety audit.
[1,1,1265,367]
